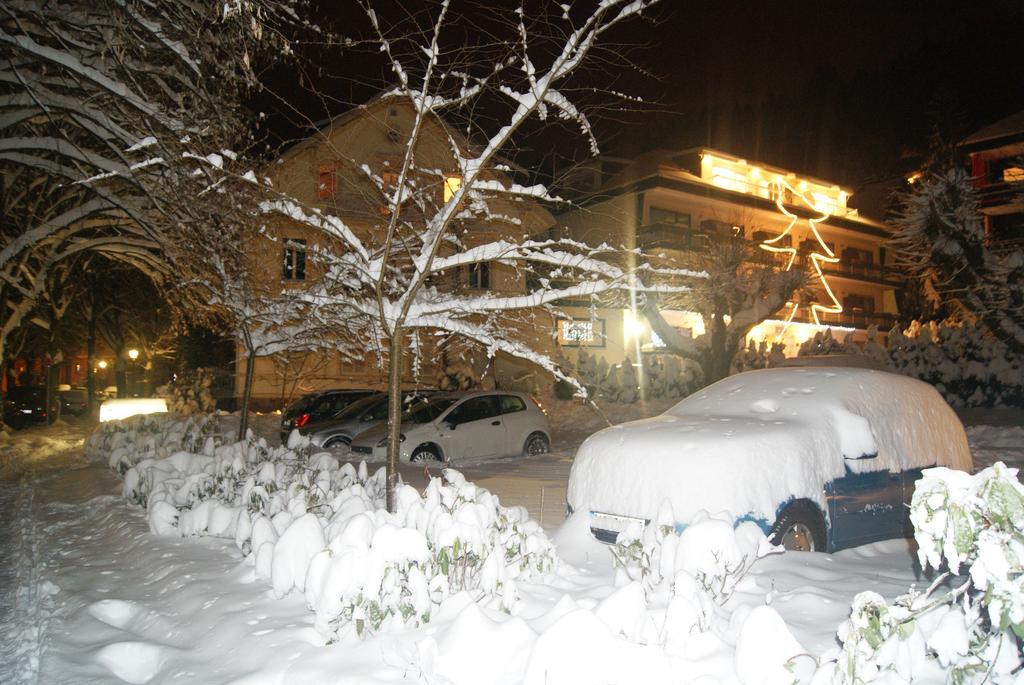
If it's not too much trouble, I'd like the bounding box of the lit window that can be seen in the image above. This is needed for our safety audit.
[1003,166,1024,183]
[283,238,307,281]
[443,174,462,202]
[318,164,336,199]
[559,320,594,343]
[381,171,399,187]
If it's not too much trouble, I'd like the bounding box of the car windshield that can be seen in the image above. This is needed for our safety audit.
[402,397,456,424]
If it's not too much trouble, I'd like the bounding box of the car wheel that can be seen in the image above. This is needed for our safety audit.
[323,436,350,449]
[410,445,440,463]
[770,500,826,552]
[523,432,550,456]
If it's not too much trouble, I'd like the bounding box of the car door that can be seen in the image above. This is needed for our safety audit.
[826,452,905,550]
[497,394,531,456]
[439,395,506,460]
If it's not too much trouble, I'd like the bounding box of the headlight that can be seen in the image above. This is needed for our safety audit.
[376,433,406,447]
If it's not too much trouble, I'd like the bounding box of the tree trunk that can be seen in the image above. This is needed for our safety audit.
[237,347,256,442]
[115,355,127,397]
[86,308,96,413]
[386,327,404,513]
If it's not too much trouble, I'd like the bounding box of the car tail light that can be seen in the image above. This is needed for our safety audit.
[295,413,310,428]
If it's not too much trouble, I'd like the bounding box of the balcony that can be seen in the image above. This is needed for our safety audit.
[976,179,1024,210]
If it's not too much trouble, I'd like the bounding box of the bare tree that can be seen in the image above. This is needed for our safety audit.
[643,239,806,386]
[0,0,303,400]
[259,0,695,511]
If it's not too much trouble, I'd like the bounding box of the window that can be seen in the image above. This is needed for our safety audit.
[842,247,873,266]
[467,262,490,289]
[843,294,875,313]
[648,206,691,228]
[499,395,527,414]
[318,164,336,199]
[446,396,498,424]
[443,174,462,202]
[381,171,399,187]
[283,238,307,280]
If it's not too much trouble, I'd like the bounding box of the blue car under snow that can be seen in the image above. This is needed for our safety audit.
[566,367,973,552]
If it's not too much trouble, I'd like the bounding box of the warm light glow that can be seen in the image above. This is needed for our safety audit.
[99,398,168,423]
[701,151,849,213]
[128,348,139,361]
[623,310,647,342]
[443,175,462,202]
[98,360,108,369]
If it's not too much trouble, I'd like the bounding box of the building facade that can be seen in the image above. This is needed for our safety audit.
[237,97,555,405]
[553,148,902,366]
[961,110,1024,251]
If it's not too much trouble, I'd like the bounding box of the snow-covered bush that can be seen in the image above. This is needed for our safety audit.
[160,368,217,415]
[612,505,777,631]
[819,462,1024,683]
[86,413,221,474]
[796,319,1024,407]
[560,350,701,403]
[91,416,558,640]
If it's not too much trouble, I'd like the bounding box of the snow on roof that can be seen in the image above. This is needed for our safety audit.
[567,367,972,525]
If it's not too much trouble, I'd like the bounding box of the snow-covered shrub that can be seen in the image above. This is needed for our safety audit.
[819,462,1024,683]
[612,505,776,626]
[94,419,557,640]
[86,413,221,474]
[161,367,216,415]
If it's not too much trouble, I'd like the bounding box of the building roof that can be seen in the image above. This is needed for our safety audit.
[580,148,889,236]
[961,110,1024,152]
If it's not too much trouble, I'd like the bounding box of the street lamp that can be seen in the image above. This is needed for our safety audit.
[128,348,139,361]
[98,360,108,369]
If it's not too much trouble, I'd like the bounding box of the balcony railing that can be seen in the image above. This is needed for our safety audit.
[822,260,901,284]
[799,309,899,330]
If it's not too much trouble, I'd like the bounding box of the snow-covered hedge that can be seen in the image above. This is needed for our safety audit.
[86,413,221,474]
[798,320,1024,407]
[92,415,558,640]
[819,462,1024,683]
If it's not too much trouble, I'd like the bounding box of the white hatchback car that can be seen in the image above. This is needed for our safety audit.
[567,367,973,552]
[350,391,551,463]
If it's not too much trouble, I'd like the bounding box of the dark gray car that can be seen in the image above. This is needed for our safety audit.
[300,391,436,448]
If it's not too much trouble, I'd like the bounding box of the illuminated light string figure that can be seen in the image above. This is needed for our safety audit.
[759,179,843,336]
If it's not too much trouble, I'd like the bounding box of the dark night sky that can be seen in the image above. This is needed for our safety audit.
[252,0,1024,194]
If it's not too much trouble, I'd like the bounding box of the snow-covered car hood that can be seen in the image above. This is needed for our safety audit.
[567,367,972,525]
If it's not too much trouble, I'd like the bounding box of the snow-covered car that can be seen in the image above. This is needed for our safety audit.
[567,367,973,552]
[350,390,550,463]
[300,391,436,448]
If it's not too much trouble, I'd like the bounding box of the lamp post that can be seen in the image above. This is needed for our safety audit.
[127,349,139,396]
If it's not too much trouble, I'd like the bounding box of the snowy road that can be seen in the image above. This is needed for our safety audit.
[0,414,1019,683]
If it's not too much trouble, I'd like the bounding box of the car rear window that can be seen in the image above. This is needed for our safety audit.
[499,395,526,414]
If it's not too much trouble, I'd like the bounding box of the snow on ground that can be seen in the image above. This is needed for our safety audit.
[0,405,1020,684]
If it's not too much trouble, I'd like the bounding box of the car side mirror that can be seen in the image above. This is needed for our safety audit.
[445,420,458,430]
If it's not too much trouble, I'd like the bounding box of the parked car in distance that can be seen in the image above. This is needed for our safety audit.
[567,367,973,553]
[350,390,550,463]
[280,389,376,440]
[58,387,89,416]
[298,391,437,448]
[3,386,53,428]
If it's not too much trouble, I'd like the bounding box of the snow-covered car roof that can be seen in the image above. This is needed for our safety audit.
[567,367,972,525]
